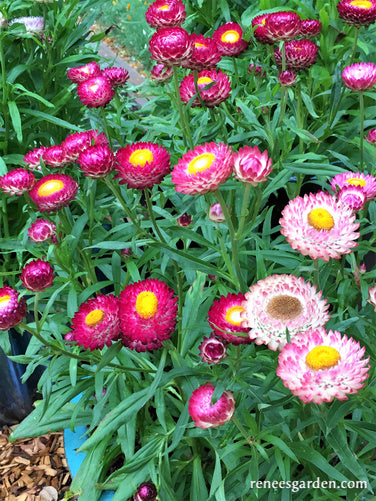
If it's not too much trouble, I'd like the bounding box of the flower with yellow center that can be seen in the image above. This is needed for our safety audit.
[37,179,64,197]
[0,286,27,331]
[213,22,248,56]
[145,0,186,28]
[307,208,335,231]
[208,293,251,345]
[135,291,158,319]
[337,0,376,26]
[331,171,376,202]
[85,309,105,327]
[30,174,78,213]
[129,149,154,168]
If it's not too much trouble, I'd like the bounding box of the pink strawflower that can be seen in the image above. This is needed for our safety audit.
[207,292,251,345]
[77,144,115,178]
[149,26,194,66]
[101,67,129,87]
[62,130,109,162]
[150,63,173,82]
[77,75,115,108]
[365,128,376,144]
[264,11,301,41]
[233,145,272,185]
[145,0,186,28]
[119,278,178,352]
[42,145,70,168]
[9,16,44,36]
[368,284,376,310]
[275,39,319,70]
[280,191,360,261]
[299,19,322,37]
[199,336,227,364]
[337,185,367,211]
[252,14,274,45]
[23,146,47,170]
[29,174,79,213]
[242,274,331,351]
[212,22,248,57]
[208,202,226,223]
[330,171,376,202]
[0,286,27,331]
[177,213,192,226]
[115,142,171,189]
[70,294,121,351]
[67,61,101,83]
[171,142,233,195]
[337,0,376,27]
[28,219,57,243]
[121,248,132,258]
[342,62,376,91]
[0,168,35,196]
[20,259,54,292]
[248,64,266,77]
[179,69,231,108]
[278,70,297,87]
[184,34,222,71]
[277,328,370,403]
[134,482,158,501]
[188,382,235,429]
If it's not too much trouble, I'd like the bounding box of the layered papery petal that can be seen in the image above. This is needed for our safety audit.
[248,64,266,77]
[233,145,272,185]
[134,482,158,501]
[366,128,376,144]
[62,130,108,162]
[208,202,226,223]
[0,168,35,196]
[368,285,376,311]
[280,191,360,261]
[331,171,376,201]
[20,259,54,292]
[277,328,370,403]
[212,22,248,56]
[299,19,322,37]
[179,69,231,108]
[264,11,301,41]
[0,286,27,331]
[207,292,251,345]
[199,336,227,364]
[188,382,235,428]
[70,294,121,351]
[252,14,274,44]
[119,278,178,352]
[337,185,367,211]
[342,62,376,91]
[150,63,173,82]
[183,34,222,70]
[337,0,376,27]
[29,174,79,213]
[145,0,186,28]
[275,39,318,70]
[101,67,129,87]
[28,219,57,243]
[77,76,115,108]
[23,146,47,170]
[9,16,44,36]
[242,274,330,351]
[78,144,115,178]
[171,142,233,195]
[67,61,101,83]
[278,70,297,87]
[115,142,171,189]
[149,26,194,66]
[42,145,70,167]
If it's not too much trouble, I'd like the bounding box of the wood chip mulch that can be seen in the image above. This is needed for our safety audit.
[0,425,72,501]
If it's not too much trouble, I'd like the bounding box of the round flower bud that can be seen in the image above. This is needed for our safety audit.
[62,130,108,162]
[233,145,272,185]
[299,19,322,37]
[366,128,376,144]
[184,34,222,71]
[134,481,158,501]
[0,286,27,331]
[342,62,376,91]
[23,146,47,171]
[278,70,297,87]
[77,75,115,108]
[0,168,35,196]
[188,382,235,429]
[248,64,266,77]
[275,39,318,70]
[149,26,194,66]
[199,336,227,364]
[42,145,70,168]
[67,62,101,83]
[150,63,173,82]
[177,213,192,226]
[101,67,129,87]
[77,144,115,178]
[208,203,226,223]
[145,0,186,28]
[28,219,58,244]
[264,11,301,41]
[20,259,55,292]
[9,16,44,36]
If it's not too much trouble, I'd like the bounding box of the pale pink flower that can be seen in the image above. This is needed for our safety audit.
[233,145,272,185]
[188,382,235,428]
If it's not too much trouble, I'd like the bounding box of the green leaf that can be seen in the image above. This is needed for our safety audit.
[191,456,209,501]
[259,434,299,463]
[18,108,82,131]
[8,101,22,143]
[13,83,54,107]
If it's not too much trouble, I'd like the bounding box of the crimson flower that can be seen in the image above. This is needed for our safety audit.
[149,26,194,66]
[0,168,35,196]
[77,76,115,108]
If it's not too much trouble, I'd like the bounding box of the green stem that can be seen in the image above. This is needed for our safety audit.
[359,90,365,172]
[233,58,240,86]
[349,26,360,66]
[314,259,320,289]
[172,66,193,149]
[296,80,304,155]
[144,188,165,243]
[34,291,41,333]
[100,107,113,148]
[232,416,255,447]
[103,177,143,234]
[0,37,10,154]
[235,183,252,239]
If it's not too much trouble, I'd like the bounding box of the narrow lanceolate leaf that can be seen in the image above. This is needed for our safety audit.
[8,101,22,142]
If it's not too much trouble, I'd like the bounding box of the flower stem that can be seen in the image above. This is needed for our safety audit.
[103,177,143,233]
[349,26,360,66]
[359,90,365,172]
[100,107,113,149]
[172,66,193,149]
[235,183,252,239]
[232,416,255,448]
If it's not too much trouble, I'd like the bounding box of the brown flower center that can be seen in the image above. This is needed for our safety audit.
[265,295,303,321]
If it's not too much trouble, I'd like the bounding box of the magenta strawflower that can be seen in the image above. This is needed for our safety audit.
[171,142,233,195]
[277,328,370,403]
[264,11,301,41]
[275,40,319,70]
[134,482,158,501]
[149,26,194,66]
[145,0,186,28]
[278,70,297,87]
[337,0,376,27]
[233,145,272,185]
[199,336,227,364]
[77,75,115,108]
[42,145,70,168]
[212,22,248,56]
[252,14,274,45]
[208,202,226,223]
[70,294,121,351]
[67,61,101,83]
[179,69,231,108]
[20,259,55,292]
[62,130,108,162]
[0,168,35,196]
[101,67,129,87]
[299,19,322,37]
[337,185,367,211]
[279,191,360,261]
[28,219,57,244]
[0,286,27,331]
[29,174,79,213]
[366,128,376,144]
[184,34,222,71]
[115,142,171,189]
[119,278,178,352]
[342,62,376,91]
[242,274,331,351]
[248,64,266,77]
[330,171,376,201]
[368,285,376,310]
[188,382,235,429]
[177,213,192,226]
[207,292,250,345]
[78,144,115,178]
[23,146,47,171]
[150,63,173,82]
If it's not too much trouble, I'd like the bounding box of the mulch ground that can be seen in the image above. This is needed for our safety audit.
[0,425,72,501]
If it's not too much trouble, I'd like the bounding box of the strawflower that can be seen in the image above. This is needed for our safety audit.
[242,274,331,351]
[42,145,70,168]
[149,26,194,66]
[184,34,222,71]
[27,219,58,244]
[279,191,360,261]
[252,14,274,45]
[77,75,115,108]
[20,259,55,292]
[150,63,173,82]
[29,174,79,213]
[0,168,35,196]
[299,19,322,37]
[188,382,235,428]
[248,64,266,77]
[63,130,108,161]
[277,328,370,403]
[67,62,101,83]
[134,482,158,501]
[337,0,376,27]
[101,67,129,87]
[208,202,226,223]
[278,70,297,87]
[264,11,301,41]
[368,284,376,310]
[0,286,27,331]
[342,62,376,91]
[23,146,47,170]
[145,0,186,28]
[199,336,227,364]
[366,128,376,144]
[275,40,319,70]
[177,213,192,226]
[233,145,272,185]
[212,22,248,57]
[9,16,44,36]
[179,69,231,108]
[337,185,367,211]
[330,171,376,201]
[78,144,115,178]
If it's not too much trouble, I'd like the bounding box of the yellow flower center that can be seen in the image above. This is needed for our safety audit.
[187,152,215,175]
[129,148,154,167]
[221,30,240,43]
[265,295,303,321]
[197,76,213,85]
[157,4,170,9]
[85,309,104,326]
[305,346,341,370]
[89,84,99,92]
[350,0,372,8]
[0,295,11,307]
[346,177,366,187]
[261,18,266,25]
[195,42,206,48]
[307,208,335,231]
[37,179,64,197]
[135,291,158,319]
[225,305,245,326]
